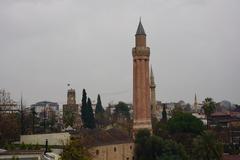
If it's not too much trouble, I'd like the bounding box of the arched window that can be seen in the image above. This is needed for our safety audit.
[96,149,99,155]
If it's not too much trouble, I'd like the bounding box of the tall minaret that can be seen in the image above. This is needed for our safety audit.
[150,67,157,119]
[194,93,198,112]
[132,20,152,135]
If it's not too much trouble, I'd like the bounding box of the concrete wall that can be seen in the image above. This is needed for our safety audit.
[20,132,70,146]
[90,142,134,160]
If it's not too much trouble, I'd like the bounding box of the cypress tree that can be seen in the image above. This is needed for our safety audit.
[87,98,96,129]
[95,94,104,114]
[161,104,167,122]
[95,94,105,128]
[81,89,88,128]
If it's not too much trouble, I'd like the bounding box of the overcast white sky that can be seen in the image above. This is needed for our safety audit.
[0,0,239,107]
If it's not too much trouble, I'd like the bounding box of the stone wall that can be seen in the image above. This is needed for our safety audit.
[20,132,70,146]
[90,142,134,160]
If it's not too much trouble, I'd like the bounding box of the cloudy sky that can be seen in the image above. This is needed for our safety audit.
[0,0,239,107]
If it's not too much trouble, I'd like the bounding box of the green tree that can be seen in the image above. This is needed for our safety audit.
[167,112,204,135]
[114,101,130,120]
[95,94,107,128]
[161,104,167,122]
[81,89,88,128]
[0,113,20,145]
[192,131,223,160]
[86,98,96,129]
[135,129,188,160]
[171,104,183,117]
[166,112,205,155]
[61,140,91,160]
[203,97,216,128]
[80,89,96,129]
[95,94,104,114]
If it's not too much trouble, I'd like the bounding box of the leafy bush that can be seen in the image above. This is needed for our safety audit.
[19,142,27,150]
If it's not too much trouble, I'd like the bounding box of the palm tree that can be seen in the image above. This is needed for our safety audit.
[203,97,216,128]
[192,131,223,160]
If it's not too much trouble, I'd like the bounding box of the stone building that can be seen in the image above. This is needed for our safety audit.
[31,101,59,119]
[209,111,240,144]
[63,88,82,130]
[132,20,152,134]
[73,128,134,160]
[90,142,133,160]
[31,101,60,132]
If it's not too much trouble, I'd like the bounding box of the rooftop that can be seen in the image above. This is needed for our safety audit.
[72,128,133,147]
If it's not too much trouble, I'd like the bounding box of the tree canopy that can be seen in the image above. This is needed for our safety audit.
[192,131,223,160]
[0,113,20,145]
[161,104,167,122]
[86,98,96,129]
[135,129,188,160]
[61,139,91,160]
[114,101,130,120]
[203,97,216,117]
[95,94,104,114]
[81,89,95,129]
[81,89,88,128]
[167,112,204,135]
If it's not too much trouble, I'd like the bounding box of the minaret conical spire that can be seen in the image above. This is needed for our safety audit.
[136,18,146,36]
[194,93,197,103]
[150,66,155,87]
[194,93,197,105]
[194,93,198,112]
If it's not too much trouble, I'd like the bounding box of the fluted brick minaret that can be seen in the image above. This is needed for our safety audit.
[132,20,152,135]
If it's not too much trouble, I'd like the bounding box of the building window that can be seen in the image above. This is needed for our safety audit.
[127,157,129,160]
[130,145,132,150]
[132,156,134,160]
[114,147,117,152]
[96,150,99,155]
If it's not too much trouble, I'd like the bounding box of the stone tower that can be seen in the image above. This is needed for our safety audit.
[150,67,157,119]
[67,89,76,105]
[63,88,81,129]
[132,20,152,134]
